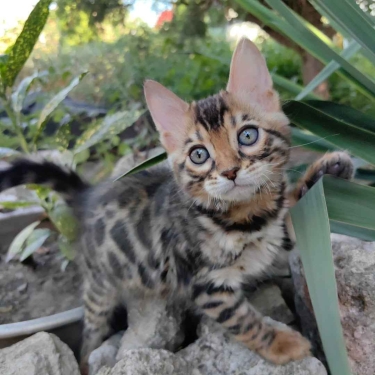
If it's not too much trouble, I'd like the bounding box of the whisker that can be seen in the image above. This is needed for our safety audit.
[289,133,339,149]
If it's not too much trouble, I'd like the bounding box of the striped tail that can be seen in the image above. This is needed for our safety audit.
[0,159,89,201]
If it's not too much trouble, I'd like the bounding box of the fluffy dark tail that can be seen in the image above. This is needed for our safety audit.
[0,159,89,201]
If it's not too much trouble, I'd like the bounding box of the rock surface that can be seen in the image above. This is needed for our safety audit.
[290,234,375,375]
[176,317,326,375]
[0,332,80,375]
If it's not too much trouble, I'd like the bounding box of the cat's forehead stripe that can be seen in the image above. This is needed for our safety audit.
[194,94,228,131]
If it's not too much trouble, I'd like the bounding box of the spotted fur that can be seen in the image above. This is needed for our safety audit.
[0,39,354,372]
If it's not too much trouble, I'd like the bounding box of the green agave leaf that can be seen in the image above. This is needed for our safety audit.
[114,151,167,181]
[20,228,51,261]
[283,101,375,165]
[291,178,352,375]
[324,177,375,231]
[305,100,375,135]
[2,0,52,88]
[310,0,375,64]
[74,109,141,154]
[355,168,375,182]
[291,128,337,153]
[6,221,41,262]
[296,40,361,100]
[330,221,375,242]
[34,72,87,144]
[235,0,375,100]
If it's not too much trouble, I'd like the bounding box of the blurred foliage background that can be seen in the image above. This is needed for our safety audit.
[2,0,374,115]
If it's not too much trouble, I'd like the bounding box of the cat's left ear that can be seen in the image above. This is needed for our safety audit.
[226,38,280,112]
[144,80,190,153]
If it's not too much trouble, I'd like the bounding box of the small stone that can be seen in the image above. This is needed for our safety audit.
[0,332,80,375]
[17,283,28,293]
[0,305,13,313]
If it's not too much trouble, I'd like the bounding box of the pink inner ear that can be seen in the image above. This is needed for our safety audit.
[144,80,189,152]
[227,39,279,112]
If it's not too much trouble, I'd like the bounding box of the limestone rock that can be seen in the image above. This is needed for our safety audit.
[0,332,80,375]
[179,317,326,375]
[110,349,193,375]
[89,331,124,375]
[290,234,375,375]
[116,296,186,361]
[248,284,295,325]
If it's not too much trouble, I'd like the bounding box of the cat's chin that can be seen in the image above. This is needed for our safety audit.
[209,184,257,202]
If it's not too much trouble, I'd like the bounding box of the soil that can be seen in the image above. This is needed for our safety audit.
[0,245,82,324]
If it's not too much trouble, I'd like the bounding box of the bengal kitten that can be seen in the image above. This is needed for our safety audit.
[0,39,353,371]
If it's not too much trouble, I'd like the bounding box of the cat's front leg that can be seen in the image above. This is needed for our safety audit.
[192,275,311,364]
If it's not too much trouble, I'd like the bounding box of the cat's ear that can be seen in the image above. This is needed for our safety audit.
[226,38,280,112]
[144,80,189,153]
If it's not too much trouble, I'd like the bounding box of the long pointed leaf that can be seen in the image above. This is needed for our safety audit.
[296,40,361,100]
[283,101,375,165]
[235,0,375,100]
[33,72,87,144]
[74,109,141,154]
[291,179,352,375]
[20,228,51,261]
[114,151,167,180]
[310,0,375,64]
[6,221,41,262]
[2,0,52,87]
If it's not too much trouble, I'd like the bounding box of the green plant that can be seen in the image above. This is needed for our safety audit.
[0,0,141,265]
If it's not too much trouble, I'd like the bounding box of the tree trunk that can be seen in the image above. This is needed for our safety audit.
[301,52,330,99]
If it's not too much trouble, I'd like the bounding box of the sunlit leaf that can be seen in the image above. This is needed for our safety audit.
[48,204,78,241]
[114,151,167,180]
[33,72,87,144]
[2,0,52,88]
[74,109,141,154]
[58,234,75,261]
[6,221,40,262]
[0,200,39,209]
[20,228,51,261]
[11,71,47,113]
[296,40,361,100]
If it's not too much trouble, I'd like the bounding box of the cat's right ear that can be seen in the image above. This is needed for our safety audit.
[226,38,280,112]
[144,80,189,153]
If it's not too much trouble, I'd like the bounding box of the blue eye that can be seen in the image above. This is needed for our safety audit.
[238,127,259,146]
[189,147,209,164]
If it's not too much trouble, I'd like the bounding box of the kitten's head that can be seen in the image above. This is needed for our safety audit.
[144,38,290,204]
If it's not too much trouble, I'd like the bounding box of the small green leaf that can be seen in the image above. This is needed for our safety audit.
[58,235,75,261]
[2,0,52,88]
[11,71,47,113]
[33,72,87,144]
[114,151,167,181]
[49,204,78,241]
[74,109,141,154]
[6,221,40,262]
[55,122,71,150]
[20,228,51,261]
[0,201,38,209]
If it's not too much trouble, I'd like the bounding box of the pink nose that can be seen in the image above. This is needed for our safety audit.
[221,167,239,181]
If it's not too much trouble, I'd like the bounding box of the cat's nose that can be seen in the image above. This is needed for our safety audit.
[221,167,239,181]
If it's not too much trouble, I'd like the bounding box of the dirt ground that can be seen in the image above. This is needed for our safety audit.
[0,245,82,324]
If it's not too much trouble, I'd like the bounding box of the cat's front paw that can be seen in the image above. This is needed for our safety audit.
[257,329,311,365]
[299,151,353,198]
